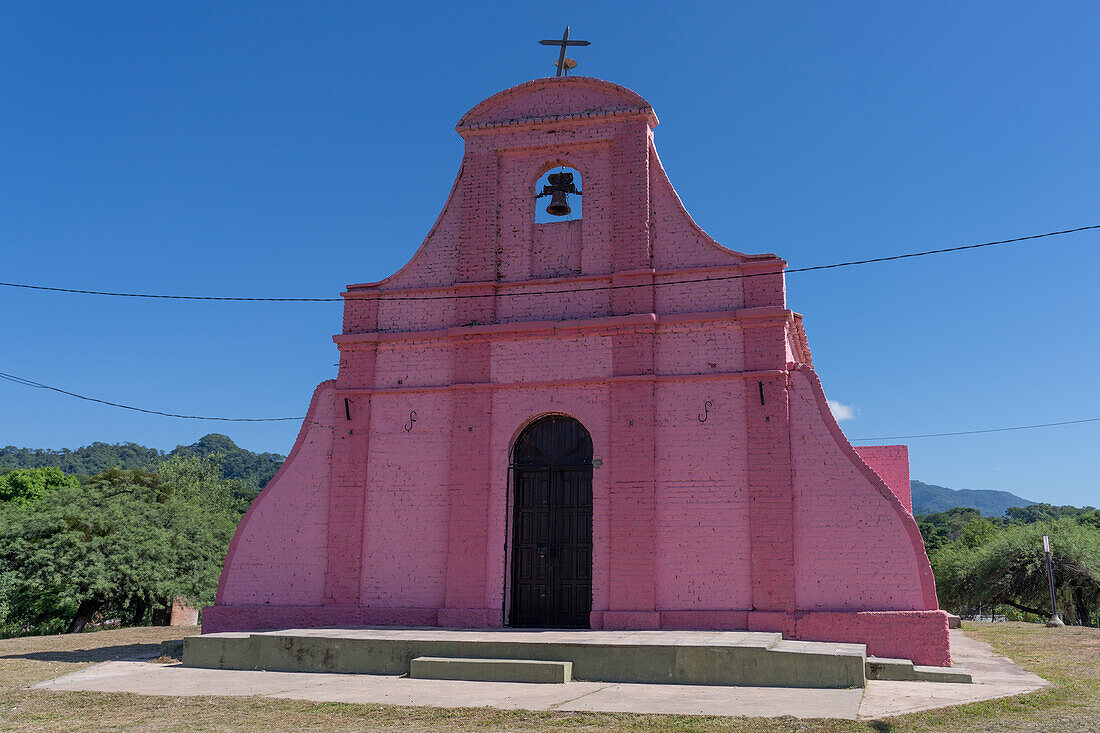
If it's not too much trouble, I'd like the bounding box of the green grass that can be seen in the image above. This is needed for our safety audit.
[0,623,1096,731]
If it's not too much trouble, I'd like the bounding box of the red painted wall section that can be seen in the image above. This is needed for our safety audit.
[855,445,912,513]
[441,341,494,628]
[531,220,582,278]
[213,382,335,607]
[604,327,659,629]
[323,398,369,606]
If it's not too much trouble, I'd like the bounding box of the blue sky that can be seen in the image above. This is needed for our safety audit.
[1,2,1097,506]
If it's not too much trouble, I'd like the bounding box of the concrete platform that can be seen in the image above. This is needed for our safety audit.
[32,630,1048,721]
[184,627,867,689]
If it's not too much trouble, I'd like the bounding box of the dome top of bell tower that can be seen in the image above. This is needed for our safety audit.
[456,76,657,134]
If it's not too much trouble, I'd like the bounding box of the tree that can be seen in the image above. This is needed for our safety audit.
[0,456,242,636]
[978,520,1099,625]
[169,434,283,490]
[1004,503,1097,525]
[932,518,1100,625]
[917,507,985,554]
[960,517,997,549]
[0,442,164,476]
[930,540,984,617]
[0,467,79,505]
[145,454,241,621]
[1078,510,1100,531]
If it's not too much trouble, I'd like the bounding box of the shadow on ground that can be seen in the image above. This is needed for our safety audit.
[0,643,163,664]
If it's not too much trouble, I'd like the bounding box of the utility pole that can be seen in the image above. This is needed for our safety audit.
[1043,535,1065,627]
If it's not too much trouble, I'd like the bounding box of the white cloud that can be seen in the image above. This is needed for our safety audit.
[827,399,856,422]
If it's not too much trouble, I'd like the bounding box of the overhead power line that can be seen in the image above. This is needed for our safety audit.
[0,370,303,422]
[1,223,1097,424]
[3,367,1099,437]
[1,224,1096,303]
[850,416,1100,441]
[0,284,341,302]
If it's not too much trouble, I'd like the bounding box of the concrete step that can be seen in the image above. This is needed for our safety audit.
[912,665,973,683]
[866,656,972,683]
[159,639,184,660]
[410,656,571,683]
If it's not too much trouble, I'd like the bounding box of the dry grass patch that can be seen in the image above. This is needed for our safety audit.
[963,621,1100,682]
[0,625,198,689]
[0,623,1096,732]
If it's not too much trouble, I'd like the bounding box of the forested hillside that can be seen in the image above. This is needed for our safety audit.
[0,434,285,489]
[911,479,1036,517]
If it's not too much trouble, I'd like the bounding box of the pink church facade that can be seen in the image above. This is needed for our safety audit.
[204,77,951,666]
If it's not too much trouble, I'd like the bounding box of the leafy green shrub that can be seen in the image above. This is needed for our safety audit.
[0,455,242,637]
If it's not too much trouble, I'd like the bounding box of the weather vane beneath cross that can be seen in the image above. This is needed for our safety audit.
[539,26,590,77]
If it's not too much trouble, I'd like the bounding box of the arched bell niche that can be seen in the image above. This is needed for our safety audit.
[530,164,584,278]
[534,166,583,223]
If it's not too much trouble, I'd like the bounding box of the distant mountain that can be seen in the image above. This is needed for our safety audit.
[0,437,1040,513]
[0,434,285,489]
[911,479,1036,517]
[0,441,163,476]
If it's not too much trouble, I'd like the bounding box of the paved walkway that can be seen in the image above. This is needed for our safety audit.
[31,630,1047,720]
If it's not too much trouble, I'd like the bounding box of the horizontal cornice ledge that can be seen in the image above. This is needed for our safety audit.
[333,307,793,345]
[335,369,789,397]
[342,260,787,297]
[456,106,657,135]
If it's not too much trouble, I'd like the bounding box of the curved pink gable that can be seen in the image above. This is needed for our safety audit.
[789,365,938,611]
[457,76,653,129]
[214,382,334,606]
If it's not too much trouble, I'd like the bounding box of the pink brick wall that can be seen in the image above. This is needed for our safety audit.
[531,219,583,277]
[206,76,949,666]
[796,611,950,667]
[654,380,752,610]
[359,391,451,608]
[654,323,744,375]
[490,333,612,383]
[855,445,913,513]
[789,368,932,611]
[215,382,334,606]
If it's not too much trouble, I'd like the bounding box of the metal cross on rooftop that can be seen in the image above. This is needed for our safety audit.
[539,26,590,77]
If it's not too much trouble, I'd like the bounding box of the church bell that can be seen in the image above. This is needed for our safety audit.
[545,190,571,217]
[536,171,582,217]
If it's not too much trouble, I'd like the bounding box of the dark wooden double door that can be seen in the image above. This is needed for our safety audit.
[510,416,593,628]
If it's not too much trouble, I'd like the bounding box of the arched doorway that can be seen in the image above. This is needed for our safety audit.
[509,415,593,628]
